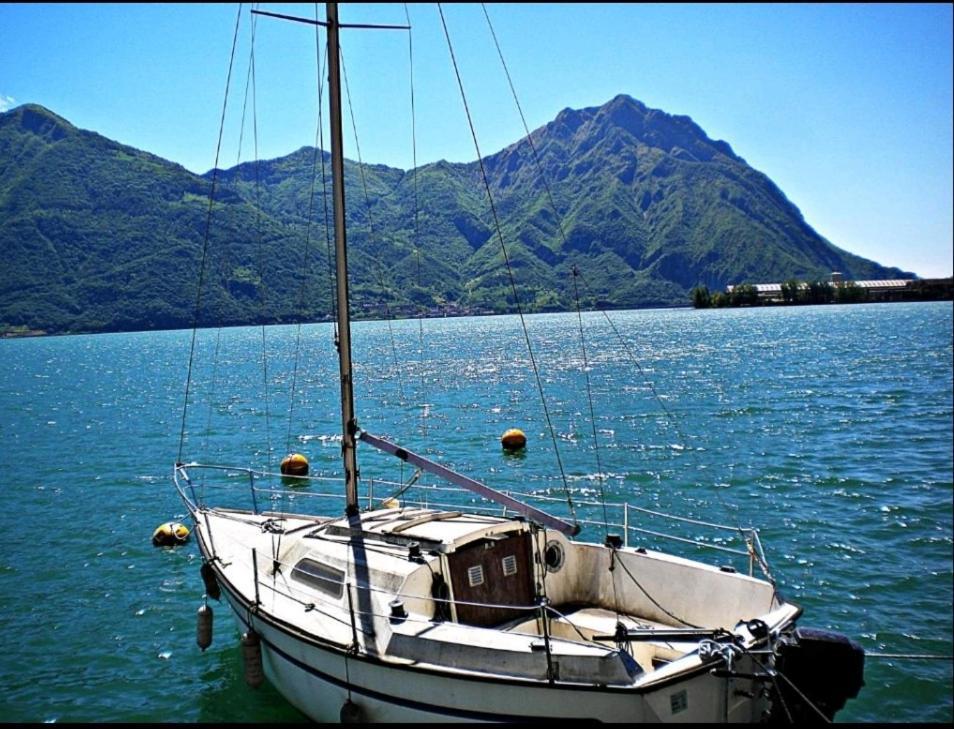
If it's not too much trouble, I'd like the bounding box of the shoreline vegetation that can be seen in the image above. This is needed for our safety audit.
[691,277,953,309]
[3,281,951,340]
[0,300,698,340]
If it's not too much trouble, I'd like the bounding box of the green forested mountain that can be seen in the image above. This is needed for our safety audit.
[0,98,909,335]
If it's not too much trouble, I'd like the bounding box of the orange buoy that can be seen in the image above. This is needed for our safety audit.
[280,452,309,477]
[501,428,527,451]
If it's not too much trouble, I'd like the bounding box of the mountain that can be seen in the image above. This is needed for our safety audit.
[0,98,910,335]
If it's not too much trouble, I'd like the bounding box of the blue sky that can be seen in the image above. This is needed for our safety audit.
[1,3,951,278]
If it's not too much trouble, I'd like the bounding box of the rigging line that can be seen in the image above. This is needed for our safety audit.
[248,6,284,566]
[178,3,244,465]
[405,3,428,443]
[735,639,844,724]
[579,271,687,440]
[480,3,572,265]
[200,328,224,480]
[284,3,330,456]
[250,9,274,478]
[572,267,611,538]
[313,38,338,342]
[480,4,753,557]
[612,549,702,628]
[574,269,754,550]
[437,3,577,525]
[205,4,259,467]
[236,9,255,166]
[338,48,407,404]
[275,1,323,563]
[380,467,423,505]
[572,265,623,620]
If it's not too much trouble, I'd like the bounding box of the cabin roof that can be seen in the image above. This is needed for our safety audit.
[315,507,527,554]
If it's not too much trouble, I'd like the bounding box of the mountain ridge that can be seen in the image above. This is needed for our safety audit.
[0,97,911,335]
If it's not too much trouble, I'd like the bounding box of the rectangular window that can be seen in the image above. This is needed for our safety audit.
[467,564,484,587]
[501,554,518,577]
[291,558,344,599]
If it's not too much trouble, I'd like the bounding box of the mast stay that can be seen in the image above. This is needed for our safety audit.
[254,5,580,535]
[252,5,408,517]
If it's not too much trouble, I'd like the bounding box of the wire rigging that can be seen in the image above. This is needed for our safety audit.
[178,3,244,465]
[338,48,407,404]
[573,269,754,552]
[314,41,338,344]
[405,3,429,443]
[571,267,611,538]
[480,3,751,552]
[201,3,260,468]
[248,9,274,478]
[437,3,577,526]
[284,4,332,456]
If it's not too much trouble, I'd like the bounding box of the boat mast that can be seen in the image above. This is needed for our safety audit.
[326,2,359,516]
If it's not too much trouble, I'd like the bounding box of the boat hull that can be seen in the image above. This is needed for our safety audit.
[217,584,769,723]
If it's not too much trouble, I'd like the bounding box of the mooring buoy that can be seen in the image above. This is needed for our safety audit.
[280,452,310,485]
[280,452,309,475]
[152,521,190,547]
[500,428,527,451]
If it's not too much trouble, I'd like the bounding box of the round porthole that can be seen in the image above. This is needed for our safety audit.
[544,540,565,573]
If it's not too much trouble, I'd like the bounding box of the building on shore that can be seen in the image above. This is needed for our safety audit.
[724,273,952,305]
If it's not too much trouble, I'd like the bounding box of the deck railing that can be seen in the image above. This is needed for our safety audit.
[173,461,773,579]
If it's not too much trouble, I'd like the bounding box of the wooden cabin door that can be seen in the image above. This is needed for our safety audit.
[447,532,535,627]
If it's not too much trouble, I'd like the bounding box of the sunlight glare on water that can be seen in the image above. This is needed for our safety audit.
[0,302,950,722]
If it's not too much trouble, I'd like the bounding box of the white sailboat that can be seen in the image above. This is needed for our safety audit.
[172,4,864,722]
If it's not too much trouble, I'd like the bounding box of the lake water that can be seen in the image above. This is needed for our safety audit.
[1,302,951,722]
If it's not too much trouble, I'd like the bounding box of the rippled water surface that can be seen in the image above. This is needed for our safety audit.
[1,302,951,722]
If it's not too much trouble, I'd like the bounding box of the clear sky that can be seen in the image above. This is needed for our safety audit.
[1,3,951,278]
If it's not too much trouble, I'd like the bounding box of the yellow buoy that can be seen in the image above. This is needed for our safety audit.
[280,452,310,485]
[152,521,190,547]
[501,428,527,451]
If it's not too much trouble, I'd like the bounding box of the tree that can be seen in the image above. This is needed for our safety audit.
[834,280,867,304]
[806,280,834,304]
[730,283,759,307]
[711,291,730,308]
[781,278,801,303]
[691,285,711,308]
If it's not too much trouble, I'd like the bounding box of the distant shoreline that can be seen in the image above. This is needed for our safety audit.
[697,292,953,310]
[692,277,953,310]
[6,297,954,340]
